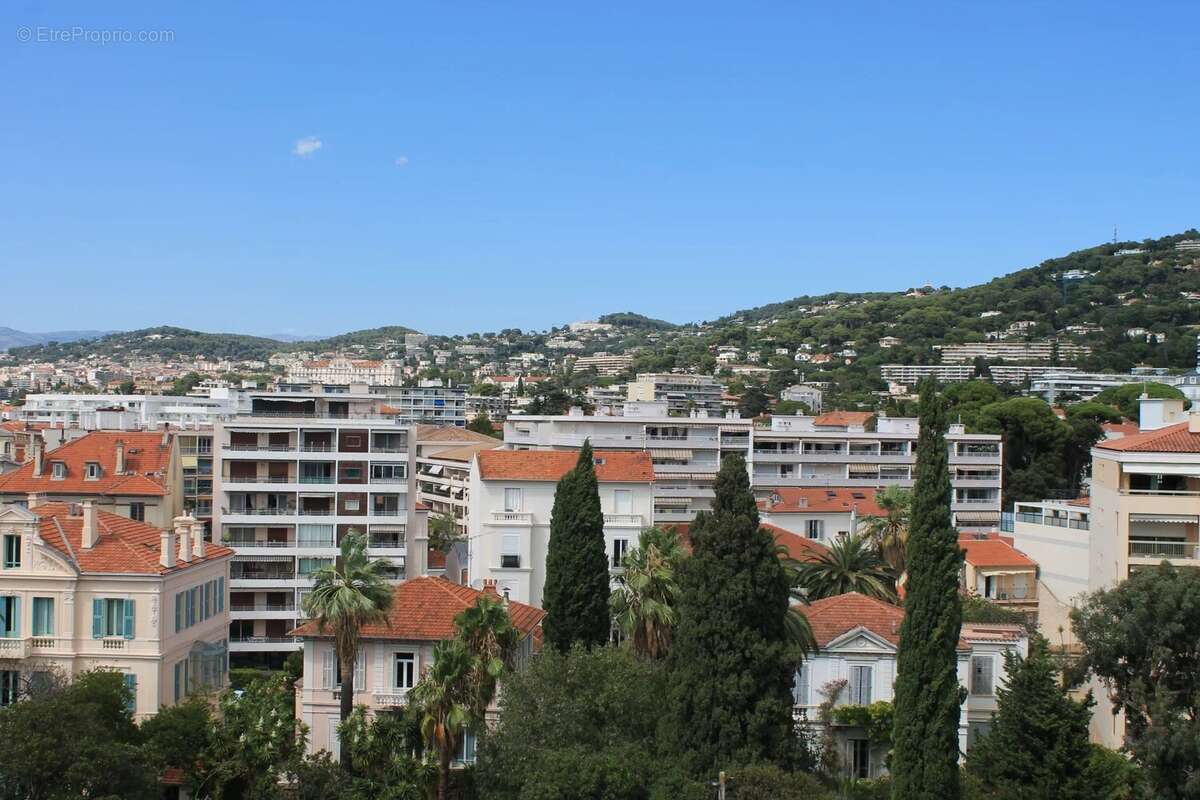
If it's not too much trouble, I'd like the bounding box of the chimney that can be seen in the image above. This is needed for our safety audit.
[482,578,499,597]
[26,492,43,509]
[32,440,43,477]
[160,528,177,569]
[175,516,192,562]
[81,500,99,549]
[115,440,126,475]
[190,517,206,559]
[161,425,170,448]
[1190,412,1200,434]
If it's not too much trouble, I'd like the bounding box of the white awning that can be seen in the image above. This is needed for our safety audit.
[1122,464,1200,477]
[425,465,444,476]
[652,449,693,459]
[1130,514,1199,524]
[956,511,1000,523]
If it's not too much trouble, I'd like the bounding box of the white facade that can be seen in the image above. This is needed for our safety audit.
[626,373,724,415]
[21,390,248,430]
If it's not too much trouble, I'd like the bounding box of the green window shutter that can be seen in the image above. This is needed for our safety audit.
[124,674,137,713]
[92,598,103,638]
[200,583,207,621]
[9,597,18,637]
[174,662,181,702]
[175,593,182,633]
[123,599,135,640]
[217,577,225,612]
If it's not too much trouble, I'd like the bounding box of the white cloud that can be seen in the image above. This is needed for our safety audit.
[292,136,323,158]
[394,155,409,168]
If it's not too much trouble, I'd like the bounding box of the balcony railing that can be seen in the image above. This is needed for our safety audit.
[1122,489,1200,497]
[1129,540,1200,560]
[1014,512,1089,530]
[603,513,643,527]
[369,536,405,549]
[226,507,298,516]
[231,602,296,612]
[229,635,299,644]
[230,570,297,581]
[226,444,295,452]
[491,511,533,524]
[224,476,296,484]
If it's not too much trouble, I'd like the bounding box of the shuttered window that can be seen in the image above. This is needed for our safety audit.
[848,665,873,705]
[971,656,994,696]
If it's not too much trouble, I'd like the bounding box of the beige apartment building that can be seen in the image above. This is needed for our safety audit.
[0,500,232,718]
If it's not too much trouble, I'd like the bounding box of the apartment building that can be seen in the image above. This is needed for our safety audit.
[792,593,1027,779]
[626,373,724,415]
[1008,498,1090,642]
[212,390,416,669]
[752,414,1003,531]
[880,365,976,385]
[0,431,182,529]
[780,383,823,413]
[20,390,247,430]
[757,487,884,540]
[287,357,405,387]
[292,577,542,759]
[466,449,654,606]
[273,382,468,427]
[938,340,1092,363]
[0,501,232,717]
[573,354,633,376]
[958,533,1038,617]
[465,394,511,422]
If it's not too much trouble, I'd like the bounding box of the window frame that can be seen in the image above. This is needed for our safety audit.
[394,651,417,691]
[2,535,20,569]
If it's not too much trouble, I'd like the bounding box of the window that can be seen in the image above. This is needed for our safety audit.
[0,670,18,706]
[503,488,522,512]
[806,520,823,539]
[51,461,66,479]
[299,557,333,576]
[174,659,190,702]
[848,665,873,705]
[2,535,19,569]
[85,462,101,480]
[613,489,633,515]
[501,534,521,569]
[0,596,18,638]
[394,652,416,690]
[849,738,870,779]
[92,598,134,639]
[611,538,629,569]
[792,664,810,706]
[344,498,361,512]
[31,597,53,636]
[971,655,994,696]
[371,463,406,481]
[967,721,992,749]
[123,674,137,713]
[129,503,145,522]
[298,524,335,547]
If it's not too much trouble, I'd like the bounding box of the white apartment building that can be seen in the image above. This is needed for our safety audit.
[0,500,232,718]
[287,357,405,387]
[880,364,976,385]
[780,383,823,413]
[938,341,1092,363]
[793,592,1027,779]
[626,373,724,415]
[212,390,416,669]
[21,389,249,430]
[466,449,654,606]
[572,354,633,376]
[1008,498,1090,642]
[504,406,1003,530]
[273,382,468,426]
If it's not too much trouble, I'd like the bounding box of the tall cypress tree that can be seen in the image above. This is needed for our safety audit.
[663,453,797,776]
[542,440,611,650]
[891,379,964,800]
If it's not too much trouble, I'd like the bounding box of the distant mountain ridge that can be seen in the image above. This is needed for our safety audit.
[0,327,116,352]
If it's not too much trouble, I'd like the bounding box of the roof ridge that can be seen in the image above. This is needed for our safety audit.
[52,515,78,564]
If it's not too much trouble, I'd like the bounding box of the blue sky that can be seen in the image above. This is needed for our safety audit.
[2,1,1198,337]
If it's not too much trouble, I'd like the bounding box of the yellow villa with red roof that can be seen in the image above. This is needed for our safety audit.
[0,498,232,718]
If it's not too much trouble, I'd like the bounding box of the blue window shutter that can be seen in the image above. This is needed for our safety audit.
[200,583,207,621]
[124,674,137,712]
[123,599,135,640]
[92,598,103,639]
[10,597,18,637]
[218,577,225,612]
[175,593,182,633]
[174,662,181,702]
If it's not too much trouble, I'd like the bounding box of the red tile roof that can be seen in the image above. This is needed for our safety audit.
[1094,422,1200,453]
[958,534,1036,569]
[0,431,172,497]
[416,425,498,444]
[664,522,826,563]
[33,502,233,575]
[291,576,544,641]
[813,411,876,428]
[1101,420,1140,439]
[799,592,905,647]
[476,450,654,482]
[759,487,887,516]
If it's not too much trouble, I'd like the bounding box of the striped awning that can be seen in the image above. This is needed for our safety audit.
[670,472,717,480]
[653,496,691,507]
[233,554,294,563]
[720,425,750,433]
[1130,514,1199,524]
[848,463,880,472]
[956,511,1000,523]
[652,449,693,459]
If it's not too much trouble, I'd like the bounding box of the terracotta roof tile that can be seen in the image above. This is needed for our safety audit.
[958,534,1037,568]
[291,576,544,641]
[416,425,499,444]
[1095,422,1200,453]
[476,450,654,482]
[664,522,826,563]
[798,592,971,650]
[813,411,876,428]
[0,431,171,497]
[759,487,887,516]
[33,501,233,575]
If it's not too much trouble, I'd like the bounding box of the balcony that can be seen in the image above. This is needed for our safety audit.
[603,513,643,528]
[490,511,533,525]
[229,635,302,652]
[1129,539,1200,561]
[0,638,31,659]
[373,690,411,708]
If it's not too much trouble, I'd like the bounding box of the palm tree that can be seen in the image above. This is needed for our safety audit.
[794,534,898,602]
[301,531,393,772]
[411,639,475,800]
[454,594,519,718]
[859,486,912,577]
[609,527,684,659]
[778,550,818,658]
[427,511,463,555]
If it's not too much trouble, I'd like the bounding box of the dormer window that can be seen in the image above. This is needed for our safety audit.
[51,462,66,480]
[85,462,102,481]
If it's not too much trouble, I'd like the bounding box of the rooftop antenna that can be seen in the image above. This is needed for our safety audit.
[1113,225,1118,245]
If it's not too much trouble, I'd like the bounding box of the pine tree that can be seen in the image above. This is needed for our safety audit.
[663,453,798,776]
[891,379,964,800]
[965,636,1099,800]
[541,440,611,650]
